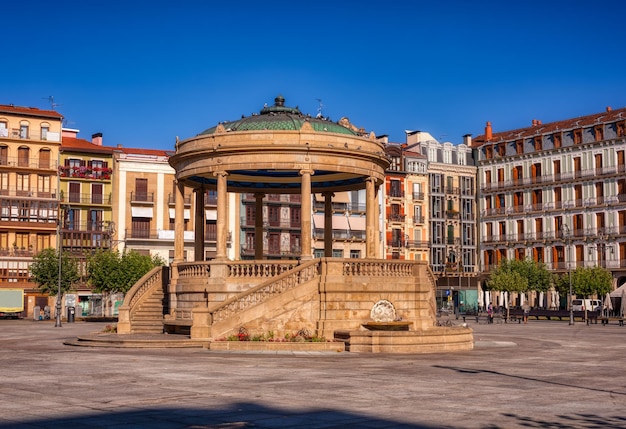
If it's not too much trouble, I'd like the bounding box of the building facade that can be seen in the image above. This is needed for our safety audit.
[473,107,626,298]
[0,105,62,317]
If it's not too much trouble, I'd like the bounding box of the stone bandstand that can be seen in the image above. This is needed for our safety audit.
[117,96,473,353]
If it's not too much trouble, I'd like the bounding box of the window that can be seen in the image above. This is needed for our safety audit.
[38,149,51,169]
[290,207,300,227]
[15,233,29,249]
[245,205,256,227]
[65,208,79,230]
[37,175,51,197]
[18,147,29,167]
[41,125,49,141]
[205,220,217,240]
[268,206,280,226]
[332,249,343,258]
[36,234,51,251]
[131,217,150,238]
[534,137,542,151]
[134,178,148,201]
[16,173,29,196]
[350,249,361,258]
[554,133,562,148]
[88,210,103,230]
[0,146,7,166]
[0,173,8,195]
[91,183,103,204]
[69,182,81,203]
[19,124,29,139]
[573,129,582,144]
[0,121,7,137]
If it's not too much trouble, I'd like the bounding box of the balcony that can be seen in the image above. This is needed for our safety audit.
[130,192,154,204]
[62,192,111,205]
[0,188,57,199]
[59,166,112,180]
[0,156,58,170]
[480,164,626,193]
[387,214,406,223]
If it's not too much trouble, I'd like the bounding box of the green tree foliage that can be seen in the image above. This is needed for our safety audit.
[87,249,164,294]
[29,248,80,297]
[559,266,612,298]
[486,258,550,292]
[487,268,528,293]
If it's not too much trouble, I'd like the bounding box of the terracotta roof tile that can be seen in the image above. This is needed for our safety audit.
[0,104,63,119]
[61,137,115,154]
[474,107,626,146]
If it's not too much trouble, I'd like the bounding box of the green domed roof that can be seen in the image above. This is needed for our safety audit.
[198,95,359,136]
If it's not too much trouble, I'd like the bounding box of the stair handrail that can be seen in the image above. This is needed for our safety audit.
[122,266,165,310]
[210,259,320,324]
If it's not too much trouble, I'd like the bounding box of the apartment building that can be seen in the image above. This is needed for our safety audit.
[383,141,429,261]
[473,107,626,293]
[0,104,62,316]
[112,146,230,262]
[403,131,478,310]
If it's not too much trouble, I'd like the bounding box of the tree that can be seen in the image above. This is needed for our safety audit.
[29,248,80,297]
[570,266,612,298]
[87,249,165,295]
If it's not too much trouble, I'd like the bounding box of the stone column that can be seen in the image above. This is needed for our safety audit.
[323,191,333,257]
[215,171,228,260]
[254,192,265,260]
[174,180,185,263]
[194,188,205,261]
[366,177,376,258]
[300,169,314,260]
[374,183,381,258]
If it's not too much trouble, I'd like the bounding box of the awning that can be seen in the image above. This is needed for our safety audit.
[332,192,351,203]
[131,207,153,218]
[313,214,349,230]
[348,216,366,231]
[314,192,350,203]
[205,210,216,221]
[168,208,190,219]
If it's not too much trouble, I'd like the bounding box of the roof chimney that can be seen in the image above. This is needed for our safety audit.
[607,106,613,112]
[463,134,472,146]
[91,132,103,146]
[485,122,493,141]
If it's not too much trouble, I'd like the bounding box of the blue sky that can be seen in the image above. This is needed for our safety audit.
[2,0,625,150]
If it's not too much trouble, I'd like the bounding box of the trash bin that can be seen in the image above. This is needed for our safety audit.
[67,306,75,323]
[33,306,40,321]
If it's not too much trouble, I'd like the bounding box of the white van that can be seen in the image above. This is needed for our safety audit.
[571,299,602,312]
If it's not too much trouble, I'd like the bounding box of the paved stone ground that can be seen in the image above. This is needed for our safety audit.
[1,319,625,429]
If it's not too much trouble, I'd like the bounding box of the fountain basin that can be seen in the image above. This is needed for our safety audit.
[362,321,412,331]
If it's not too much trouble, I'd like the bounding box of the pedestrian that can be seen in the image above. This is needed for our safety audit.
[487,304,493,324]
[523,302,530,324]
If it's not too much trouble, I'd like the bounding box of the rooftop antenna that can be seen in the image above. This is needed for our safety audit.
[315,98,324,119]
[43,96,61,110]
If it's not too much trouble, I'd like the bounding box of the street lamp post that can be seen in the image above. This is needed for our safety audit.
[561,224,574,325]
[55,205,63,328]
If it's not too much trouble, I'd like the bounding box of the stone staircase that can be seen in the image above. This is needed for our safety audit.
[117,266,169,335]
[127,290,166,334]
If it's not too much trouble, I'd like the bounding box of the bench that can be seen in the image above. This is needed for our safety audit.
[507,309,600,323]
[600,317,625,326]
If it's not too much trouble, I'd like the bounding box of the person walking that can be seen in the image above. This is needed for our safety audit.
[522,302,531,324]
[487,303,493,324]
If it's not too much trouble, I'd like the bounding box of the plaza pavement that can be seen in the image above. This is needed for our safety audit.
[0,318,625,429]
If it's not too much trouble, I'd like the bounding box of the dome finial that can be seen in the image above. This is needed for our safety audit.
[274,95,285,107]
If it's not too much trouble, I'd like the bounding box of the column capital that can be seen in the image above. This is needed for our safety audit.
[299,169,315,177]
[213,171,229,178]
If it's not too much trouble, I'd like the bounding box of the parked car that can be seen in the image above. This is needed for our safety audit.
[571,299,602,312]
